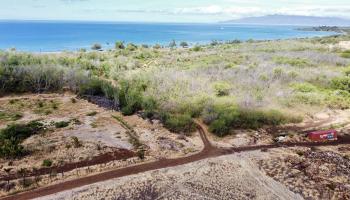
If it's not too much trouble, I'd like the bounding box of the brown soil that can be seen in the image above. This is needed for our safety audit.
[0,148,134,182]
[2,120,350,200]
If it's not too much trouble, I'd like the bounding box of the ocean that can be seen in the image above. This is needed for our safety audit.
[0,21,337,52]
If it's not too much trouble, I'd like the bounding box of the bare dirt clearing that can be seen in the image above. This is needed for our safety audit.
[36,152,303,200]
[0,94,202,197]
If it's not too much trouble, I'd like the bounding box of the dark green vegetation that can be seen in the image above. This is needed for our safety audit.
[1,32,350,136]
[341,50,350,58]
[54,121,70,128]
[42,159,53,167]
[0,111,23,121]
[0,121,45,159]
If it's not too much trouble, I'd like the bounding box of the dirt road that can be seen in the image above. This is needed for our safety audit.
[2,120,350,200]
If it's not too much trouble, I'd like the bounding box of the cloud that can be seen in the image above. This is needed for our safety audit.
[171,5,350,19]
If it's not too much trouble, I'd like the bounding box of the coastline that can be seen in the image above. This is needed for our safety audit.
[0,22,340,53]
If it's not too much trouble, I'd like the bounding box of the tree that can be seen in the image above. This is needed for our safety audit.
[115,41,125,50]
[91,43,102,50]
[180,41,189,48]
[169,40,177,48]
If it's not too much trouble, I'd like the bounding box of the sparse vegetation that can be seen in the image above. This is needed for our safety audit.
[54,121,70,128]
[0,34,349,137]
[0,121,45,158]
[42,159,53,167]
[86,111,98,116]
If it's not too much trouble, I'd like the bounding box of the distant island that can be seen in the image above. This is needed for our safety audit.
[297,26,343,33]
[222,15,350,26]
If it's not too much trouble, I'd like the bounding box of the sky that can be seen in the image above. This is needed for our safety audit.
[0,0,350,22]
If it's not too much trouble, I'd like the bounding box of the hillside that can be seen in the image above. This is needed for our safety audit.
[222,15,350,26]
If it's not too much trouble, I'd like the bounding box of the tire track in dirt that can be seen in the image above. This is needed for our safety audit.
[2,120,350,200]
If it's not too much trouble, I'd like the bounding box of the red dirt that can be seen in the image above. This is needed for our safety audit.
[2,120,350,200]
[0,148,135,182]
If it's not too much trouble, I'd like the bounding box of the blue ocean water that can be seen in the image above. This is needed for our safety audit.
[0,21,337,52]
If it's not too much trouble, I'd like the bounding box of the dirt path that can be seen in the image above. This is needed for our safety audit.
[2,120,350,200]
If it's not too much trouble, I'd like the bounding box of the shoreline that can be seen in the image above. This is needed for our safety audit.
[1,32,342,54]
[0,23,342,54]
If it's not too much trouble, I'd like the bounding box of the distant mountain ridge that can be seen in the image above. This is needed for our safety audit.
[222,15,350,26]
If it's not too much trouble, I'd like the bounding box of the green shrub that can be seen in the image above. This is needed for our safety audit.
[209,119,231,137]
[192,46,202,52]
[71,136,82,148]
[118,80,144,115]
[204,102,296,136]
[0,121,44,158]
[291,83,318,93]
[137,149,146,160]
[115,41,125,49]
[153,44,161,49]
[331,76,350,91]
[42,159,53,167]
[163,113,195,134]
[86,111,98,116]
[340,50,350,58]
[54,121,70,128]
[326,90,350,109]
[274,56,312,67]
[78,78,105,96]
[71,98,77,103]
[91,43,102,50]
[0,111,23,121]
[126,43,138,51]
[213,82,231,96]
[180,42,189,48]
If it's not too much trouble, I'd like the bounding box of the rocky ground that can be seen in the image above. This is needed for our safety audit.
[36,151,303,200]
[0,93,202,197]
[260,146,350,200]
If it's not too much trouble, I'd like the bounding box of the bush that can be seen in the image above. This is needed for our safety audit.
[291,83,318,93]
[86,111,98,116]
[42,159,53,167]
[209,119,231,137]
[203,102,296,136]
[180,42,189,48]
[273,56,312,67]
[71,136,82,148]
[192,46,202,52]
[54,121,70,128]
[232,109,293,129]
[91,43,102,50]
[340,50,350,58]
[118,80,144,115]
[153,44,161,49]
[213,82,231,96]
[163,113,195,134]
[0,111,23,121]
[126,43,138,51]
[331,76,350,91]
[115,41,125,50]
[0,121,44,158]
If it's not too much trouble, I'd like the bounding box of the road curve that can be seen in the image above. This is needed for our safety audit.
[1,121,350,200]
